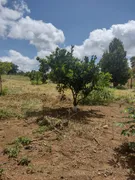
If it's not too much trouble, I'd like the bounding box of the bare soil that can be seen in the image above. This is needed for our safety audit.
[0,102,134,180]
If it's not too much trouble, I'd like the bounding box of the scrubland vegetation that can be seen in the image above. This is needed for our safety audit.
[0,38,135,179]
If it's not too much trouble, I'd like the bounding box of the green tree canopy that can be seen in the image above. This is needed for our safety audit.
[130,56,135,73]
[27,70,42,85]
[37,46,111,110]
[36,57,49,83]
[8,63,19,74]
[100,38,130,87]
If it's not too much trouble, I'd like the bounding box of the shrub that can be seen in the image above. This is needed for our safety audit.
[28,70,43,85]
[80,88,114,105]
[3,146,20,158]
[33,126,49,134]
[116,85,127,90]
[15,137,31,146]
[116,106,135,151]
[0,87,8,95]
[31,80,42,85]
[37,47,111,110]
[18,157,31,166]
[116,107,135,137]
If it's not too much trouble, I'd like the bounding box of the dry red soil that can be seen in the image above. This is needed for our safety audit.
[0,103,134,180]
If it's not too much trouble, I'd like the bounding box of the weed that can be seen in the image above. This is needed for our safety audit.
[18,157,31,166]
[15,136,31,146]
[0,109,22,119]
[0,109,14,119]
[0,168,4,176]
[116,106,135,147]
[3,146,20,158]
[33,126,49,134]
[26,165,35,174]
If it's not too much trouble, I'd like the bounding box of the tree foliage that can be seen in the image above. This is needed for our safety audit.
[100,38,130,87]
[36,57,49,83]
[116,107,135,145]
[130,56,135,72]
[37,46,111,109]
[0,61,12,75]
[0,61,12,95]
[8,63,19,74]
[129,56,135,88]
[27,70,42,85]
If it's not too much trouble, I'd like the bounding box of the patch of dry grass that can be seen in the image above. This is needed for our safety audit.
[0,75,135,120]
[0,75,72,119]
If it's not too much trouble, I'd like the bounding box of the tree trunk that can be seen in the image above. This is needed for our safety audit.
[73,96,78,112]
[113,82,118,88]
[70,87,78,112]
[0,75,2,95]
[130,77,133,89]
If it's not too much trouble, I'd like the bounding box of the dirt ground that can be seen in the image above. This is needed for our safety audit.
[0,101,134,180]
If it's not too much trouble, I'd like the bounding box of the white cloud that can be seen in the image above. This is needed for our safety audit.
[0,0,65,71]
[8,16,65,51]
[0,0,30,37]
[0,0,65,56]
[0,0,7,5]
[13,0,30,14]
[37,50,51,58]
[74,20,135,58]
[1,1,135,72]
[0,50,39,72]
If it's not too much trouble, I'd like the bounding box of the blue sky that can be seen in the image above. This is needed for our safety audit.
[0,0,135,71]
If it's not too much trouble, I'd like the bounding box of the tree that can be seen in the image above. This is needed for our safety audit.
[28,70,42,85]
[36,57,49,83]
[17,70,25,75]
[0,61,12,95]
[37,46,111,110]
[100,38,130,87]
[130,56,135,71]
[129,56,135,89]
[8,63,19,74]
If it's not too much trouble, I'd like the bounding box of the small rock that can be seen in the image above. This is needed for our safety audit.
[103,125,108,129]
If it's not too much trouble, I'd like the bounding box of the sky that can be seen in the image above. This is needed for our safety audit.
[0,0,135,71]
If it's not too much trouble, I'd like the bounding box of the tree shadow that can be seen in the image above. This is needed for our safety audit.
[25,106,104,123]
[108,142,135,180]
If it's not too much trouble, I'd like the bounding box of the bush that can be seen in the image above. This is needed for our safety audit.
[80,88,114,105]
[0,87,8,96]
[116,85,127,90]
[31,80,42,85]
[18,157,31,166]
[3,146,20,158]
[15,137,31,146]
[116,107,135,137]
[116,106,135,150]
